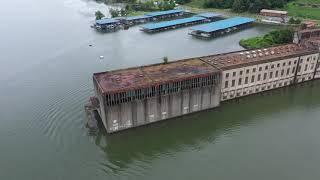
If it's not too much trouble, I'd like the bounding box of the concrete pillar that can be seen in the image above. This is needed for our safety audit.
[146,97,159,123]
[181,90,190,115]
[169,92,182,117]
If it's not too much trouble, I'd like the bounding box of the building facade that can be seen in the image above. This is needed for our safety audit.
[89,29,320,133]
[93,59,221,133]
[260,9,289,24]
[213,46,320,101]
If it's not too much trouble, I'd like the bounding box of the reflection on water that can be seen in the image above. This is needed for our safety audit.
[1,0,320,179]
[93,81,320,177]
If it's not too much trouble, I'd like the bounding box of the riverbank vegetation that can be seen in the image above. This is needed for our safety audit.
[239,29,294,49]
[184,0,320,21]
[108,0,176,18]
[184,0,293,13]
[286,0,320,20]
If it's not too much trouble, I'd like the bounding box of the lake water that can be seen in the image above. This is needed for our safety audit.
[1,0,320,179]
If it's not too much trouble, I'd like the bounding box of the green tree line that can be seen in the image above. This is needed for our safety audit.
[204,0,294,13]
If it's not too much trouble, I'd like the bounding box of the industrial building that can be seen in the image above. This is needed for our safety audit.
[259,9,289,24]
[87,28,320,133]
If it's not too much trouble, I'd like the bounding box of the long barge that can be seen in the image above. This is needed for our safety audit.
[87,28,320,133]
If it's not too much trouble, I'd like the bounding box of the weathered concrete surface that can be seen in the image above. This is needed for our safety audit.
[97,84,221,133]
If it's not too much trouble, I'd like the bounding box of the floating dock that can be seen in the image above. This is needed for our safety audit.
[93,18,121,31]
[145,9,185,20]
[190,17,255,38]
[141,16,210,33]
[196,12,222,20]
[125,15,153,26]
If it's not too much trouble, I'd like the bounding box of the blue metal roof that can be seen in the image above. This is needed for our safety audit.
[145,9,184,17]
[196,12,222,18]
[126,15,150,21]
[142,16,206,30]
[96,18,119,25]
[191,17,255,33]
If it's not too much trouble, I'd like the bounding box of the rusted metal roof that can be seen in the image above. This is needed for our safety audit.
[260,9,288,15]
[94,43,318,94]
[200,44,318,70]
[94,58,219,94]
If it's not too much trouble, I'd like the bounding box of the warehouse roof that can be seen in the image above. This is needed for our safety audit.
[191,17,255,33]
[94,44,317,94]
[95,18,119,25]
[142,16,206,30]
[260,9,288,15]
[145,9,184,17]
[200,44,317,70]
[196,12,222,19]
[94,58,219,94]
[125,15,150,21]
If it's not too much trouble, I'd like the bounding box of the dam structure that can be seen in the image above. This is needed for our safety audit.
[88,28,320,133]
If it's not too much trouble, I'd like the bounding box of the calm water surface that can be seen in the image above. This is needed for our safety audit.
[1,0,320,179]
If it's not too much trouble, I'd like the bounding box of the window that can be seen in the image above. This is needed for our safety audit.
[232,80,235,87]
[226,73,229,78]
[277,63,280,67]
[265,66,268,70]
[294,60,297,64]
[258,74,261,81]
[245,77,248,84]
[240,70,243,75]
[307,57,310,62]
[304,64,308,71]
[271,65,274,69]
[246,69,250,74]
[259,67,262,71]
[233,72,236,77]
[298,65,301,72]
[238,78,242,85]
[283,62,286,66]
[292,67,296,74]
[225,81,228,88]
[251,75,255,83]
[287,68,290,75]
[281,69,284,76]
[263,73,267,80]
[289,61,291,66]
[270,72,273,78]
[253,68,256,73]
[275,70,279,77]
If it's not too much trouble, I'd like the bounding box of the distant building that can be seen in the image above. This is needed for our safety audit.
[302,21,318,29]
[260,9,288,24]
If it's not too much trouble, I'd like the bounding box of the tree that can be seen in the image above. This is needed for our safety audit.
[95,11,105,20]
[248,0,270,13]
[232,0,248,13]
[163,56,168,64]
[109,8,120,18]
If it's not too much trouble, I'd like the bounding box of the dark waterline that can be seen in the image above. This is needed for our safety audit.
[1,0,320,179]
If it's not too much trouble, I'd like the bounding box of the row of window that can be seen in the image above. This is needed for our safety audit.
[223,81,292,100]
[224,67,297,88]
[224,62,319,89]
[104,74,219,106]
[225,56,319,79]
